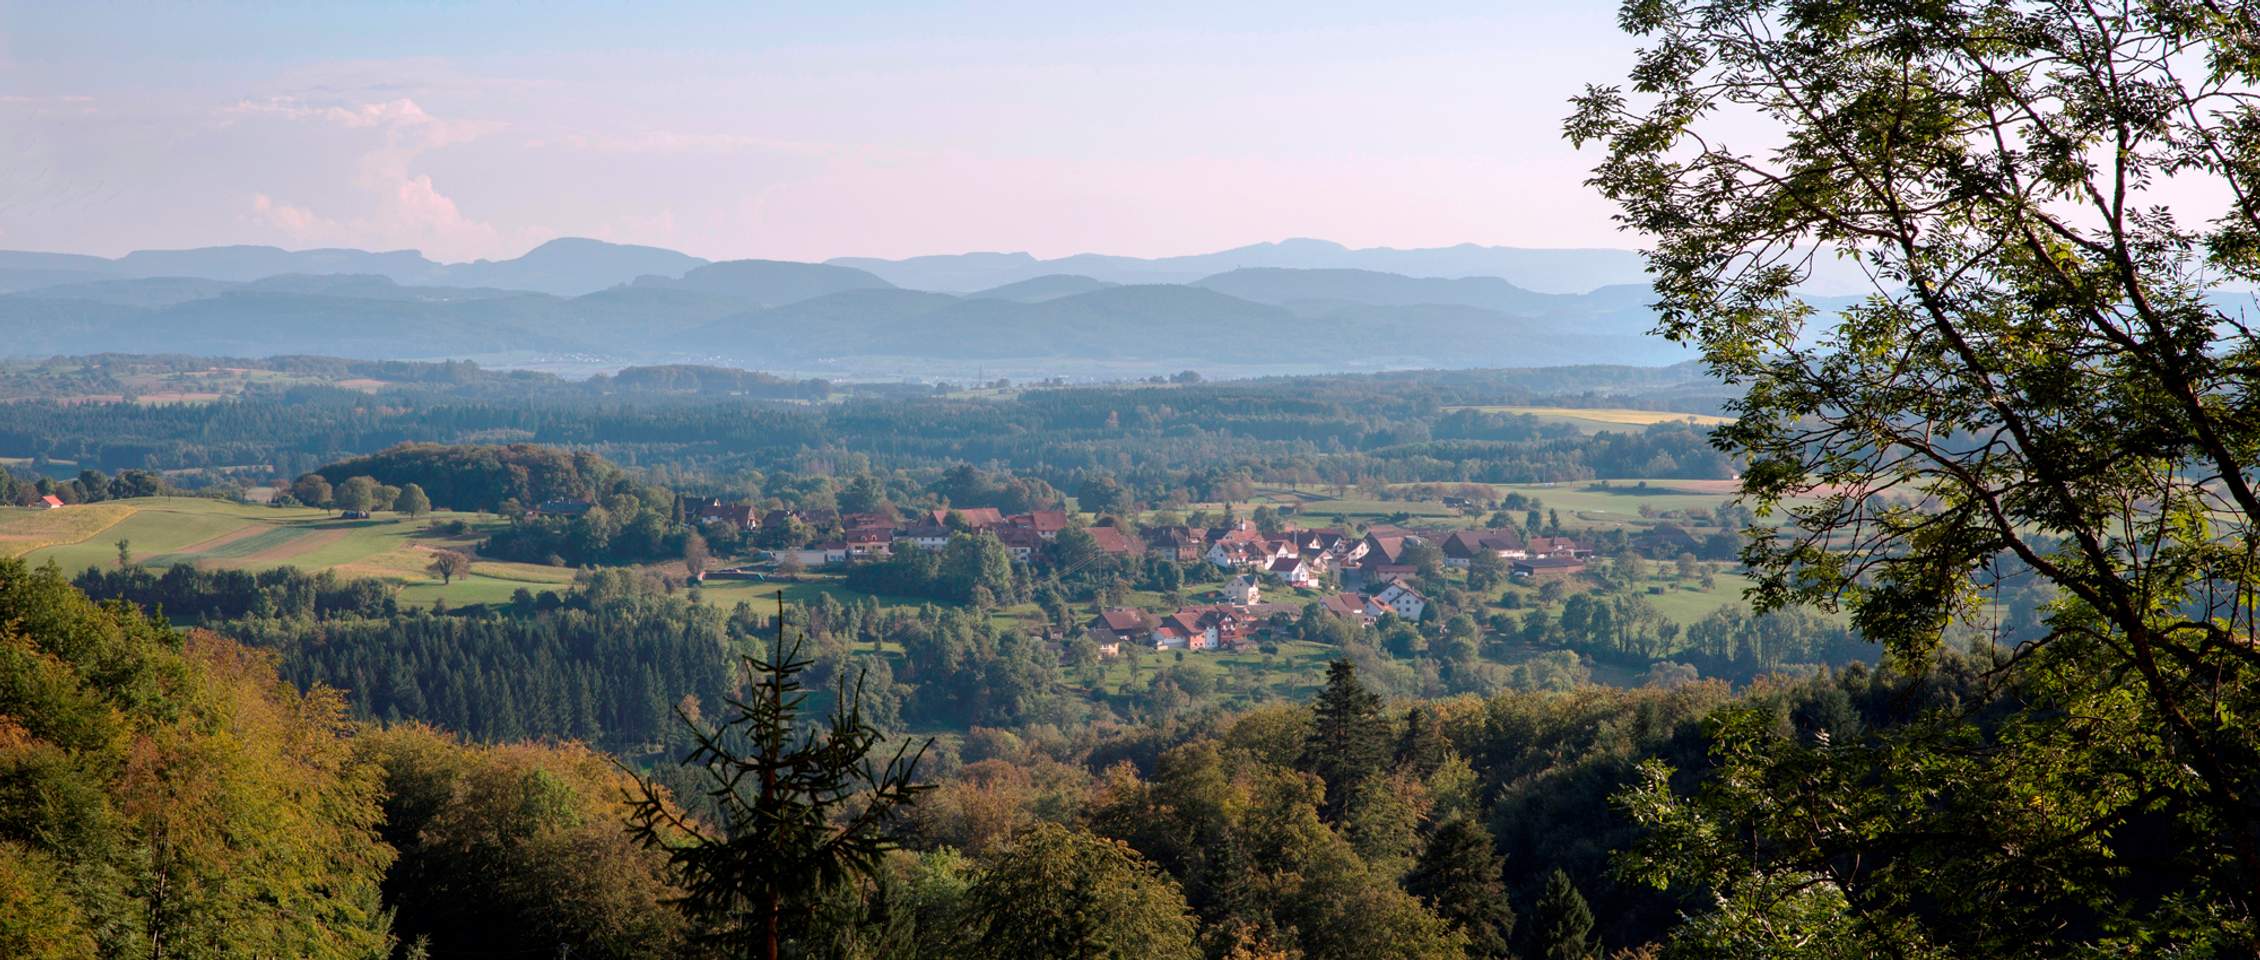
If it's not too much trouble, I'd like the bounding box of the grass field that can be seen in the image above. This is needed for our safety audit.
[8,497,570,607]
[0,502,140,558]
[1444,405,1732,434]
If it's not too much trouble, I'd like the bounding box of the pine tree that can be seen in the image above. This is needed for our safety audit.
[1302,659,1387,821]
[625,598,932,960]
[1396,703,1452,778]
[1529,868,1599,960]
[1405,814,1514,958]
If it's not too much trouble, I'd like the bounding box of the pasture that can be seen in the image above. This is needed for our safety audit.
[1445,404,1732,434]
[6,497,570,607]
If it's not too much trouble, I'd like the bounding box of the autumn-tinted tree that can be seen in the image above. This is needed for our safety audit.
[360,725,686,959]
[426,550,471,585]
[964,823,1201,960]
[0,558,394,959]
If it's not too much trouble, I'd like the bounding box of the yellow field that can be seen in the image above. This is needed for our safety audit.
[1456,405,1734,427]
[0,502,140,558]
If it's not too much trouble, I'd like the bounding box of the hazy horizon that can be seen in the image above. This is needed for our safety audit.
[0,1,1642,263]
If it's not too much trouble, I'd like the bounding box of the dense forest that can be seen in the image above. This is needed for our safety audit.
[0,360,1735,503]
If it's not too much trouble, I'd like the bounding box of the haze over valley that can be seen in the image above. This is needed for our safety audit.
[0,236,1714,378]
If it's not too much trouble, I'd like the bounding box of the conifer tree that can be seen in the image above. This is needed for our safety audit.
[1395,703,1452,778]
[1405,814,1514,958]
[1302,659,1387,821]
[625,598,931,960]
[1529,868,1598,960]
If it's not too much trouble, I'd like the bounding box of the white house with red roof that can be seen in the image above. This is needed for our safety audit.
[1366,581,1427,620]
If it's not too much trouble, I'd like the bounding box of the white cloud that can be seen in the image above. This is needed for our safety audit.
[230,97,531,260]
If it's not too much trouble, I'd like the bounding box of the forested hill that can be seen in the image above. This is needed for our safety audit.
[0,357,1736,491]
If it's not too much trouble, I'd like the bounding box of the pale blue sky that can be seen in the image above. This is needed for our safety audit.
[0,2,1644,261]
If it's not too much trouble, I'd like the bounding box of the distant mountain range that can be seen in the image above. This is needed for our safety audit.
[0,238,709,297]
[830,238,1675,295]
[0,236,1768,375]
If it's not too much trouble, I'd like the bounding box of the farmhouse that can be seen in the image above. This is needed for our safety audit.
[1512,556,1589,580]
[1319,592,1373,623]
[1525,536,1588,559]
[1440,528,1527,566]
[1144,525,1207,562]
[1088,608,1157,647]
[1084,524,1138,557]
[899,519,954,550]
[1151,611,1212,651]
[694,499,760,531]
[35,495,64,509]
[996,525,1043,561]
[921,506,1005,530]
[1010,510,1070,539]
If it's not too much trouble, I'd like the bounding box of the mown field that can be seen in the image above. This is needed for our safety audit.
[1443,404,1733,434]
[1,497,570,606]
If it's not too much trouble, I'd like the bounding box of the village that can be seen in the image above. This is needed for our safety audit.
[660,496,1594,658]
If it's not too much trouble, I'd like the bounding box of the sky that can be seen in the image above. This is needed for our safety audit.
[0,1,1646,263]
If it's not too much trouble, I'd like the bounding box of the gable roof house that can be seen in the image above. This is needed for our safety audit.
[928,506,1006,529]
[1089,608,1157,646]
[1512,556,1589,580]
[996,524,1043,561]
[1320,592,1375,623]
[1366,581,1428,621]
[1151,611,1215,651]
[899,520,955,550]
[1440,528,1528,566]
[35,494,65,509]
[1266,556,1316,588]
[1359,534,1420,566]
[1086,524,1139,557]
[1224,574,1261,605]
[1010,510,1071,539]
[1145,525,1208,562]
[694,499,761,531]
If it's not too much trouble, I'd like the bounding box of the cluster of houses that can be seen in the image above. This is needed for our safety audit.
[675,497,1596,657]
[1080,575,1440,656]
[1069,521,1595,657]
[1191,520,1591,588]
[701,502,1145,568]
[681,498,1594,582]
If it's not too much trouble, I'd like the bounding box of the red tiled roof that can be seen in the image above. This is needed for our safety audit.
[1013,510,1070,533]
[951,507,1006,528]
[1086,526,1135,554]
[1093,609,1154,633]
